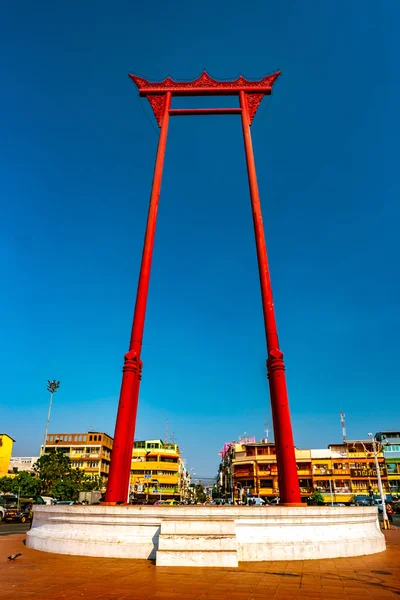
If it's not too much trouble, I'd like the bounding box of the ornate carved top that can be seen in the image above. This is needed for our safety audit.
[129,71,281,127]
[129,70,281,93]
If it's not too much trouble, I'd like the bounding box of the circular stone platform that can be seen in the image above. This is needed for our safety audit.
[26,505,385,567]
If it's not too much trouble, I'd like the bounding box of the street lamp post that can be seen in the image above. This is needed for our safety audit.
[42,380,60,455]
[368,433,389,529]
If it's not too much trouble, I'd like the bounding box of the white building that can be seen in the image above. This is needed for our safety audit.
[9,456,39,473]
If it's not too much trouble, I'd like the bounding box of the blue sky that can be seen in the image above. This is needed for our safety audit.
[1,1,399,477]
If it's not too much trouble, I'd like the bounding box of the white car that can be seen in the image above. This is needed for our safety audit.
[40,496,56,505]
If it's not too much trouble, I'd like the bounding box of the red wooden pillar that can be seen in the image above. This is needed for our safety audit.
[105,92,172,503]
[239,90,301,505]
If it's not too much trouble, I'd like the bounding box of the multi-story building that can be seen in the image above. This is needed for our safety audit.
[41,431,113,484]
[130,439,188,502]
[8,456,39,474]
[0,434,15,476]
[219,441,313,503]
[218,437,392,504]
[377,431,400,495]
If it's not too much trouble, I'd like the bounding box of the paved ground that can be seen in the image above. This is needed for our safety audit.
[1,530,400,600]
[0,522,31,536]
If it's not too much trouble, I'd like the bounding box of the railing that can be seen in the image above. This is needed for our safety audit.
[313,469,333,475]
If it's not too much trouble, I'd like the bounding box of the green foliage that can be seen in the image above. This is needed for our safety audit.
[0,476,14,493]
[310,490,325,505]
[33,451,103,500]
[194,484,206,503]
[11,471,41,498]
[79,475,104,492]
[33,451,76,494]
[50,479,80,501]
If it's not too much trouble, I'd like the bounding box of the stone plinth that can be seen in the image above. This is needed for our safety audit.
[156,517,238,567]
[26,505,385,566]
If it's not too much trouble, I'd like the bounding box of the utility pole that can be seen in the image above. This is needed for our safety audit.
[368,433,389,529]
[42,380,60,455]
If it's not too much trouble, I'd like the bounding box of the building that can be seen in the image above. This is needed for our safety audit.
[130,439,189,502]
[8,456,39,474]
[377,431,400,495]
[41,432,113,483]
[0,434,15,477]
[218,437,392,504]
[218,441,313,503]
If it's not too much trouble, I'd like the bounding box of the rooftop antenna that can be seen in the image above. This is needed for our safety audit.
[165,419,169,444]
[88,424,93,433]
[171,431,175,444]
[340,411,347,443]
[264,421,269,443]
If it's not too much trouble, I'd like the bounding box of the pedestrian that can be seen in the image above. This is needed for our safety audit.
[386,503,393,523]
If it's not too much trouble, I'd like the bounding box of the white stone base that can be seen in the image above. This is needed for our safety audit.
[156,517,238,567]
[26,505,385,566]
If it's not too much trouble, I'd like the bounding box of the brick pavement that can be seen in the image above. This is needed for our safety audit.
[1,530,400,600]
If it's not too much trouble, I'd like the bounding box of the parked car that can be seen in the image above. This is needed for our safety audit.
[154,500,180,506]
[40,496,57,505]
[56,501,74,505]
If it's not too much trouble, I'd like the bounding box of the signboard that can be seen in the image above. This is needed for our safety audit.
[144,475,151,479]
[350,468,386,478]
[137,484,144,493]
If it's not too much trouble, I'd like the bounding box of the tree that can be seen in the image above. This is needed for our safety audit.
[0,476,14,493]
[310,490,325,506]
[33,451,81,494]
[11,471,41,498]
[79,475,104,492]
[194,484,206,503]
[50,479,80,501]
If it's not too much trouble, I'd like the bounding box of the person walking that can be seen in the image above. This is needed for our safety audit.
[386,503,394,524]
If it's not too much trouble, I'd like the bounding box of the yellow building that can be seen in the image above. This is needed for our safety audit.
[41,431,113,484]
[219,439,391,504]
[0,434,15,477]
[130,439,187,502]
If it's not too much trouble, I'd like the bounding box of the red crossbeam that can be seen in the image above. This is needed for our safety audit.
[169,108,242,116]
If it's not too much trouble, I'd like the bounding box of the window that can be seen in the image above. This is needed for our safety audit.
[50,436,54,441]
[257,448,269,455]
[387,463,398,473]
[79,435,82,441]
[74,436,78,441]
[83,436,86,441]
[259,479,273,488]
[68,435,72,441]
[59,436,63,441]
[89,435,93,441]
[94,435,97,441]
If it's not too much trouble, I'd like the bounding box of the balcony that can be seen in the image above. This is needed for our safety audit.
[313,469,333,476]
[297,470,312,476]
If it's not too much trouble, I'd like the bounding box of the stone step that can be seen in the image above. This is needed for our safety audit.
[156,549,239,568]
[156,518,238,567]
[158,533,237,552]
[160,518,236,536]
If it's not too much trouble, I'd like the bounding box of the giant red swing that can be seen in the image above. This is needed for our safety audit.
[105,71,302,506]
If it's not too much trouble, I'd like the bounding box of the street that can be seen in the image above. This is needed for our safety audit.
[0,522,30,536]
